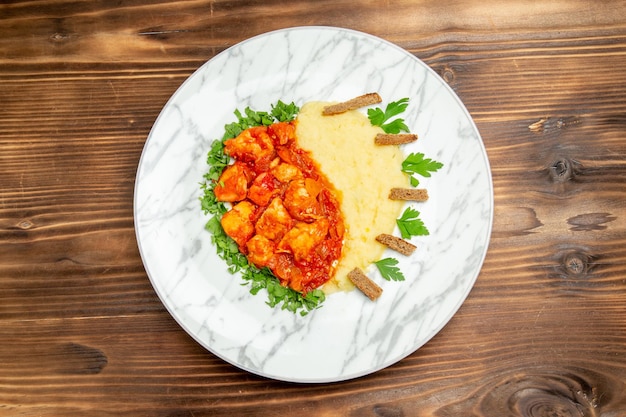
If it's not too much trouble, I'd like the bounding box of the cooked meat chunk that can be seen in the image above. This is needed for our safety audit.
[214,162,251,202]
[268,253,304,292]
[278,218,330,262]
[255,197,293,242]
[247,172,279,206]
[220,200,257,249]
[271,162,303,183]
[267,121,296,146]
[283,178,321,221]
[246,235,276,268]
[224,126,275,170]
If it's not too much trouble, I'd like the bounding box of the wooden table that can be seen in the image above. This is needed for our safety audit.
[2,1,626,415]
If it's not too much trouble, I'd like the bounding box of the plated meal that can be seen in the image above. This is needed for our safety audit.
[200,93,443,314]
[134,26,493,383]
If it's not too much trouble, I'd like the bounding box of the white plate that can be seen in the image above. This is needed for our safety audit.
[134,26,493,383]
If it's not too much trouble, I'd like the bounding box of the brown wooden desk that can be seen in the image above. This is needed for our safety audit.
[2,1,625,415]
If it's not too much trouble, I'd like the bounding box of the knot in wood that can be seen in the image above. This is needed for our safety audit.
[549,158,579,182]
[563,252,589,276]
[442,67,455,84]
[549,249,599,285]
[487,371,598,417]
[18,219,33,230]
[436,367,623,416]
[372,405,404,417]
[510,390,590,417]
[49,32,71,43]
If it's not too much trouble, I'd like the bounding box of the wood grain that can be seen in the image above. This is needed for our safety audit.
[2,0,626,415]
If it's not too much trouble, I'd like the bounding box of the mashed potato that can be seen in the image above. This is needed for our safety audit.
[295,101,407,292]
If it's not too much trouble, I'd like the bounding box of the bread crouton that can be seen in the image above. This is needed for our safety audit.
[388,188,429,202]
[322,93,382,115]
[348,268,382,301]
[374,133,418,145]
[375,233,417,256]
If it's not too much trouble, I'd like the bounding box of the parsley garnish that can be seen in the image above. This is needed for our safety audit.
[220,101,298,140]
[396,207,429,239]
[200,101,325,316]
[374,258,405,281]
[271,100,299,122]
[401,152,444,187]
[367,98,410,134]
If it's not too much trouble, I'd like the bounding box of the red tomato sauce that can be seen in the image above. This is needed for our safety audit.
[214,121,345,294]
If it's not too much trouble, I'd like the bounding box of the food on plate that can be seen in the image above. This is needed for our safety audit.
[375,133,418,145]
[367,98,410,134]
[388,187,429,202]
[322,92,382,115]
[200,95,443,314]
[347,268,383,301]
[295,101,406,292]
[395,207,430,240]
[213,121,344,295]
[401,152,444,187]
[375,233,417,256]
[373,257,405,282]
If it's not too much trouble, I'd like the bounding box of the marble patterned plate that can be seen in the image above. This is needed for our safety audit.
[134,26,493,383]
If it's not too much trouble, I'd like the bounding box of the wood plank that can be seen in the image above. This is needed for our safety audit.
[1,0,626,415]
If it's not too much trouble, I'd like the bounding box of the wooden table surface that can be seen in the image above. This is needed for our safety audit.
[2,1,626,416]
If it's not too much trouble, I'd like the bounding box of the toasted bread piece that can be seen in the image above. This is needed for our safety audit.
[374,133,418,145]
[348,268,382,301]
[375,233,417,256]
[389,188,429,202]
[322,93,382,115]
